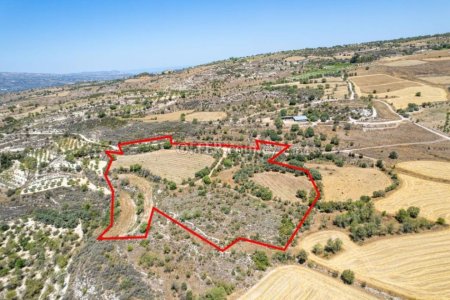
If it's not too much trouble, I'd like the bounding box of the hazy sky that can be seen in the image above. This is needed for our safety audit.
[1,0,449,73]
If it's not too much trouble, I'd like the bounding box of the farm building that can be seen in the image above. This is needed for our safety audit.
[281,115,308,122]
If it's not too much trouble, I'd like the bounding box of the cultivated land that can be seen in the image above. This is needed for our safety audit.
[135,110,227,122]
[239,265,377,300]
[395,160,450,181]
[351,74,448,109]
[298,229,450,300]
[252,172,312,202]
[112,149,215,184]
[375,172,450,223]
[306,163,392,201]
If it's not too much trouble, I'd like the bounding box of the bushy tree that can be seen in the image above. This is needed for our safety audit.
[341,269,355,284]
[389,151,398,159]
[297,249,308,264]
[252,251,270,271]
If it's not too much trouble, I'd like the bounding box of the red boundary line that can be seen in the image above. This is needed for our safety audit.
[97,135,321,252]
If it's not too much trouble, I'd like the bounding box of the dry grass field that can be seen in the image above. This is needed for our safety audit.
[372,100,402,120]
[375,174,450,222]
[382,59,427,67]
[284,56,305,62]
[216,166,239,186]
[418,75,450,84]
[395,160,450,181]
[185,111,227,122]
[252,172,313,202]
[350,73,447,109]
[379,85,448,109]
[239,265,376,300]
[104,191,136,237]
[137,110,227,123]
[118,173,153,226]
[306,164,392,201]
[113,149,215,184]
[412,102,450,132]
[350,74,419,94]
[297,229,450,299]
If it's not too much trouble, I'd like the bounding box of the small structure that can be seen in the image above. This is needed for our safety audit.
[282,115,308,122]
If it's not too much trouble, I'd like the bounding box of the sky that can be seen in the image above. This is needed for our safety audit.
[1,0,449,73]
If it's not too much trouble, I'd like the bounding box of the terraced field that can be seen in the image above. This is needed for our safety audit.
[239,265,376,300]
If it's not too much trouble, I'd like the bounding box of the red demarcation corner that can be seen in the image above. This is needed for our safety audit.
[97,135,321,252]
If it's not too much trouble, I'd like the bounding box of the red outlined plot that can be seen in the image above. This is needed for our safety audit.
[97,135,321,252]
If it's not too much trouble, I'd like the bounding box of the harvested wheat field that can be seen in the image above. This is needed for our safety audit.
[418,75,450,85]
[239,265,376,300]
[379,85,448,109]
[395,160,450,182]
[350,74,419,94]
[185,111,227,122]
[284,56,306,62]
[252,172,312,202]
[382,59,427,67]
[104,191,136,237]
[306,164,391,201]
[298,229,450,299]
[113,149,215,184]
[375,174,450,223]
[137,110,226,122]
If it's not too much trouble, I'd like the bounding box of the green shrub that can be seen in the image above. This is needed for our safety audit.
[252,251,270,271]
[341,269,355,284]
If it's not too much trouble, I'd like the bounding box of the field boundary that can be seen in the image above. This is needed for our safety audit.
[97,135,321,252]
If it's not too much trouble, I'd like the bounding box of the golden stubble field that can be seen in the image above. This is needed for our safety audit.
[350,74,447,109]
[251,172,313,202]
[306,164,392,201]
[297,229,450,299]
[135,110,227,123]
[375,160,450,222]
[239,265,376,300]
[292,161,450,299]
[112,149,215,184]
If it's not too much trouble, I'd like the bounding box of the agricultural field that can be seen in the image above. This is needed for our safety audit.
[306,163,392,201]
[298,229,450,300]
[378,85,448,109]
[418,75,450,84]
[395,160,450,182]
[350,74,448,109]
[251,172,312,202]
[350,74,420,94]
[135,110,227,123]
[239,266,376,300]
[112,149,215,184]
[375,160,450,222]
